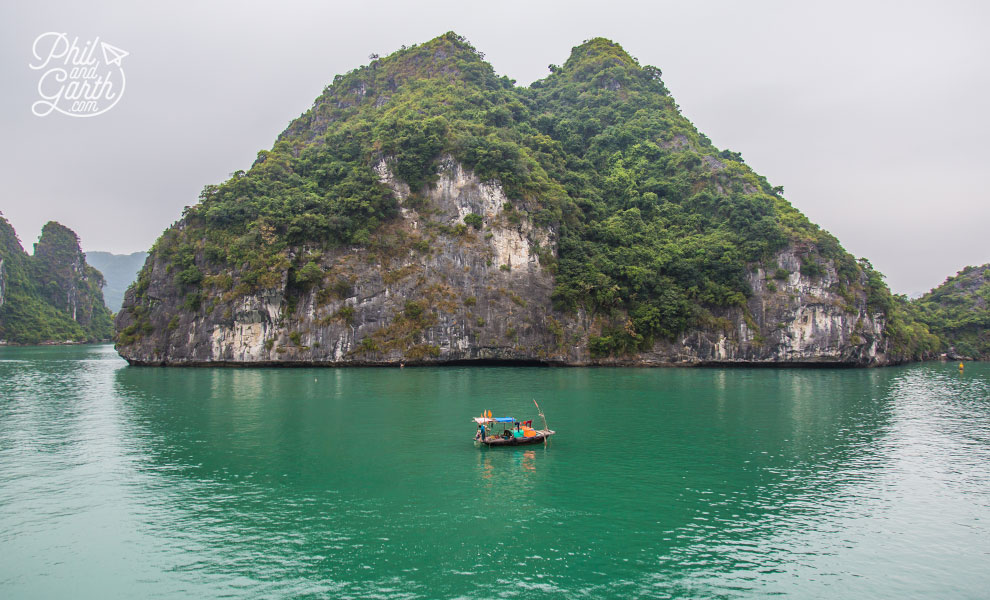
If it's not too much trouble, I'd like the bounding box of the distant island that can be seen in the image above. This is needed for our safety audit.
[85,251,149,313]
[0,215,112,344]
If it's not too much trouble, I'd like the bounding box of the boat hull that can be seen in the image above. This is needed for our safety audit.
[479,431,555,446]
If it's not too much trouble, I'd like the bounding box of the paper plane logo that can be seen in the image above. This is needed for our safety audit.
[100,42,128,67]
[29,33,128,118]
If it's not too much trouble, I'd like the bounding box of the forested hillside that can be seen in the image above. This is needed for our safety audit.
[0,215,112,344]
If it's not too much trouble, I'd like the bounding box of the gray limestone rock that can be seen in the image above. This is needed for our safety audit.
[116,160,892,367]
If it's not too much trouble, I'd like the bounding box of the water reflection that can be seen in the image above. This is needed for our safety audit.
[477,448,541,484]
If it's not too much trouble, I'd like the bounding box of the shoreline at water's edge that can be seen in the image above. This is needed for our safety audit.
[116,355,977,368]
[0,339,112,347]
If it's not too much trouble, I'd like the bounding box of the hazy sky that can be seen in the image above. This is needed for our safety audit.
[1,0,987,295]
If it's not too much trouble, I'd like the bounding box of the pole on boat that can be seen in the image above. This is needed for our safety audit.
[533,399,548,431]
[533,399,550,446]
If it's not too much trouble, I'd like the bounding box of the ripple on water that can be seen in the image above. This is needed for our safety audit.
[1,348,990,598]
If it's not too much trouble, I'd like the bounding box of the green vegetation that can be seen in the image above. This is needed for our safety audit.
[404,300,425,320]
[119,32,930,358]
[0,216,113,344]
[909,265,990,358]
[463,213,484,229]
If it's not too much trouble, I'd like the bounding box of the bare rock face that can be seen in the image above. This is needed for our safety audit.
[628,248,889,365]
[118,159,558,365]
[33,223,90,324]
[116,160,889,367]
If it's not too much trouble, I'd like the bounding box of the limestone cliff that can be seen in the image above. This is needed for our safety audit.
[117,158,888,366]
[115,33,906,366]
[33,222,104,327]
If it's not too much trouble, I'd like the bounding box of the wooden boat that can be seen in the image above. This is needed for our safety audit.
[473,401,555,447]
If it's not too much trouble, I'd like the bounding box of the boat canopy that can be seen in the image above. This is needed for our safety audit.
[473,417,515,424]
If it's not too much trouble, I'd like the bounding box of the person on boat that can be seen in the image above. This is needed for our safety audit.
[502,429,512,440]
[476,424,485,441]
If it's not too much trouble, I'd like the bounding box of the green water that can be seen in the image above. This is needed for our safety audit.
[1,345,989,599]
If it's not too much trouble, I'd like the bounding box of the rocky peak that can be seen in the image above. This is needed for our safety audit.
[278,31,497,144]
[34,221,84,271]
[0,213,24,256]
[33,221,105,324]
[383,31,489,77]
[547,37,648,88]
[564,38,639,70]
[0,218,112,343]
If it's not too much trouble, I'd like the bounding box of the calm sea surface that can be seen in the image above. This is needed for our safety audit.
[1,344,988,599]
